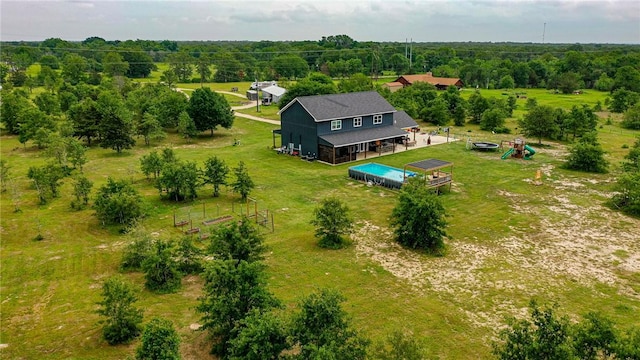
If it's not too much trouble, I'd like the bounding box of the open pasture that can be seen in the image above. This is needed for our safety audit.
[1,87,639,359]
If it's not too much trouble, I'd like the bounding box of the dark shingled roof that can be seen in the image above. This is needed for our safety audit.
[288,91,396,122]
[406,159,452,171]
[319,126,408,147]
[393,111,418,129]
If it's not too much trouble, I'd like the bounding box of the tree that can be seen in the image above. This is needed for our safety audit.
[136,112,165,146]
[34,92,60,115]
[467,91,490,124]
[142,239,182,293]
[197,259,280,357]
[66,137,87,171]
[61,53,88,85]
[159,69,178,89]
[135,318,181,360]
[613,65,640,93]
[120,231,154,272]
[94,177,145,226]
[227,310,289,360]
[123,50,155,78]
[272,54,309,79]
[622,136,640,172]
[71,175,93,209]
[103,52,129,77]
[196,56,212,84]
[565,132,608,173]
[388,53,410,75]
[140,151,163,179]
[441,85,467,126]
[519,105,558,144]
[609,88,640,113]
[96,276,143,345]
[202,156,229,197]
[156,160,200,201]
[39,54,60,69]
[175,235,204,275]
[480,108,507,131]
[557,71,581,94]
[499,75,515,89]
[611,172,640,217]
[0,90,32,134]
[290,289,369,360]
[177,111,198,142]
[187,87,234,136]
[420,97,450,126]
[97,91,136,153]
[155,91,189,128]
[68,98,101,145]
[338,73,373,93]
[167,52,194,82]
[27,164,64,204]
[207,218,266,263]
[622,103,640,130]
[564,104,598,140]
[231,161,254,201]
[310,197,354,249]
[493,301,573,360]
[17,108,56,148]
[573,312,618,360]
[594,73,614,91]
[390,178,447,254]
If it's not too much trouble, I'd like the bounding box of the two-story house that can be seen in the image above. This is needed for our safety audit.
[277,91,418,164]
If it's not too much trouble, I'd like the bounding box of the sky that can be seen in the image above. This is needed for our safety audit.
[1,0,639,44]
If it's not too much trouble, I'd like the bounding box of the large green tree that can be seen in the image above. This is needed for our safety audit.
[97,91,136,153]
[565,132,608,173]
[207,218,266,263]
[103,52,129,77]
[231,161,254,201]
[390,178,447,254]
[142,239,182,294]
[61,53,88,85]
[68,98,101,145]
[271,54,309,79]
[290,289,369,359]
[310,197,354,249]
[0,91,32,134]
[135,318,181,360]
[94,177,145,226]
[96,276,143,345]
[187,87,234,136]
[519,105,558,144]
[156,160,200,201]
[197,259,280,357]
[202,156,229,197]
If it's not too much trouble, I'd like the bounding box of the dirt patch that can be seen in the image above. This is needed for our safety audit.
[352,167,640,331]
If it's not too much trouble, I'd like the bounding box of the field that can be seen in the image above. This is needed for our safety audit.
[1,85,639,359]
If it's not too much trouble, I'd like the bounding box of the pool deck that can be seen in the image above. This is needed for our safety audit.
[355,132,459,161]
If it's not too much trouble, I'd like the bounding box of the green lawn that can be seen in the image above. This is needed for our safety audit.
[1,85,639,359]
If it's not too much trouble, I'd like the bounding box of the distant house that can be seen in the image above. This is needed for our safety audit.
[261,85,287,105]
[277,91,418,164]
[382,81,404,93]
[387,72,464,90]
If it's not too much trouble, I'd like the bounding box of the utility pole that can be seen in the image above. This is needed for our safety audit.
[410,38,413,69]
[542,22,546,44]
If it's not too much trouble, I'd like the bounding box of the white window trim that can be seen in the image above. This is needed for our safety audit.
[353,117,362,127]
[331,120,342,131]
[373,114,383,125]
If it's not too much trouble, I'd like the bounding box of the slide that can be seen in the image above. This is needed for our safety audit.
[524,145,536,160]
[501,148,514,160]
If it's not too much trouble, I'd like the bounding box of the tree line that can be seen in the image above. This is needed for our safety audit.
[2,35,639,90]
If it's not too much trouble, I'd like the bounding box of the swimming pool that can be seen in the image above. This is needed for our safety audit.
[348,163,417,189]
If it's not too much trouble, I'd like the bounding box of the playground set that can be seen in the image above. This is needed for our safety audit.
[500,138,536,160]
[173,198,274,238]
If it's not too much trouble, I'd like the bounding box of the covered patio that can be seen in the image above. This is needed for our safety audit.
[403,158,454,193]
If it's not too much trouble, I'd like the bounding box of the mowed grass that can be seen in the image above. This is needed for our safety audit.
[1,85,639,359]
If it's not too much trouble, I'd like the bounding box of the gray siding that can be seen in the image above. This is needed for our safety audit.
[280,101,318,156]
[317,112,395,136]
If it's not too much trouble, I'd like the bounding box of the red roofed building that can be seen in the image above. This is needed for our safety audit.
[387,72,464,90]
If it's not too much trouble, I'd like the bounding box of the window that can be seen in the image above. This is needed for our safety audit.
[331,120,342,131]
[353,117,362,127]
[373,114,383,124]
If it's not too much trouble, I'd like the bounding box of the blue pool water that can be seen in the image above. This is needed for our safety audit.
[349,163,416,182]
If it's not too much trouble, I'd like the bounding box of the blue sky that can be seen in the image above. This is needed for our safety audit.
[1,0,639,43]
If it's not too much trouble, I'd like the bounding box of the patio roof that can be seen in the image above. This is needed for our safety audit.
[405,159,452,171]
[319,126,408,147]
